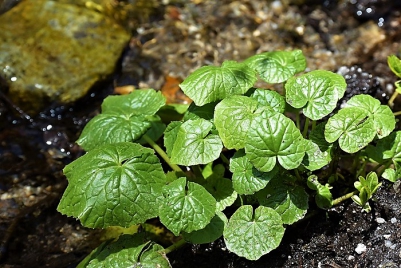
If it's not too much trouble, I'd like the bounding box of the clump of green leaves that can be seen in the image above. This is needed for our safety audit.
[58,50,400,266]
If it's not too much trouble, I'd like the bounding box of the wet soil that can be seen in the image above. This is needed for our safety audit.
[1,0,401,267]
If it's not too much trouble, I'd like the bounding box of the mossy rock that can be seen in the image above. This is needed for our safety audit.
[0,0,130,114]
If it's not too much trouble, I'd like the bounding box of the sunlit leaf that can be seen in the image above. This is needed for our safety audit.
[285,70,346,120]
[345,94,395,139]
[245,110,307,172]
[170,119,223,165]
[58,143,166,228]
[223,205,284,260]
[159,177,216,236]
[77,89,166,151]
[229,150,277,195]
[244,50,306,83]
[214,95,262,150]
[325,107,375,153]
[180,61,257,106]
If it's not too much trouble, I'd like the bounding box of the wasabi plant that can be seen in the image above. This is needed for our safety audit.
[58,50,401,266]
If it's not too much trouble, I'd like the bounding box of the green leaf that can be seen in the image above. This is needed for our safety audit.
[229,150,277,195]
[159,177,216,236]
[163,121,183,157]
[388,55,401,79]
[352,172,381,212]
[84,234,170,268]
[245,110,307,172]
[324,107,375,153]
[183,102,217,121]
[307,175,333,209]
[214,95,262,150]
[140,243,172,268]
[180,61,257,106]
[345,94,395,139]
[303,123,333,171]
[77,89,166,151]
[57,142,166,228]
[285,70,347,120]
[382,162,401,182]
[203,165,237,212]
[223,205,284,260]
[255,175,308,224]
[376,131,401,161]
[170,119,223,166]
[250,88,286,113]
[183,211,227,244]
[244,50,306,83]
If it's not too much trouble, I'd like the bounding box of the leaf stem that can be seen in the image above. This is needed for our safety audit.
[311,120,316,131]
[192,165,205,180]
[142,134,183,173]
[393,110,401,116]
[302,117,310,138]
[377,160,393,178]
[332,190,359,206]
[220,153,230,166]
[388,91,399,108]
[295,112,301,129]
[162,238,187,255]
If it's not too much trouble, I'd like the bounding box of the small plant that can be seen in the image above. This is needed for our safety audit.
[58,50,401,266]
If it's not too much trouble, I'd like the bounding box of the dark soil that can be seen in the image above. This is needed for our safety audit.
[1,0,401,267]
[169,180,401,267]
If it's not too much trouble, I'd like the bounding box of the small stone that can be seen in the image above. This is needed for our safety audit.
[347,255,355,261]
[355,243,367,254]
[376,217,386,224]
[390,217,397,224]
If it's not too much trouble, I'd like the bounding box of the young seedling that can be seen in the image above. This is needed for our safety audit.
[57,50,400,266]
[351,172,381,212]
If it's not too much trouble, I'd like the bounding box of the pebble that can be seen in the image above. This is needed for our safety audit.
[390,217,397,224]
[355,243,367,254]
[384,240,396,249]
[376,217,386,224]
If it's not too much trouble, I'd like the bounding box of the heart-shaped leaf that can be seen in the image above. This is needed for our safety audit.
[214,95,262,150]
[325,107,375,153]
[245,110,307,172]
[223,205,284,260]
[244,50,306,83]
[285,70,347,120]
[170,119,223,165]
[180,61,257,106]
[159,177,216,236]
[345,94,395,139]
[77,89,166,151]
[58,142,166,228]
[229,150,277,195]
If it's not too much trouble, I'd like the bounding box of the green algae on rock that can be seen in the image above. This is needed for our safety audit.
[0,0,130,114]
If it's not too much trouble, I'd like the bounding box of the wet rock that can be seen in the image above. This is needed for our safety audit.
[0,0,130,114]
